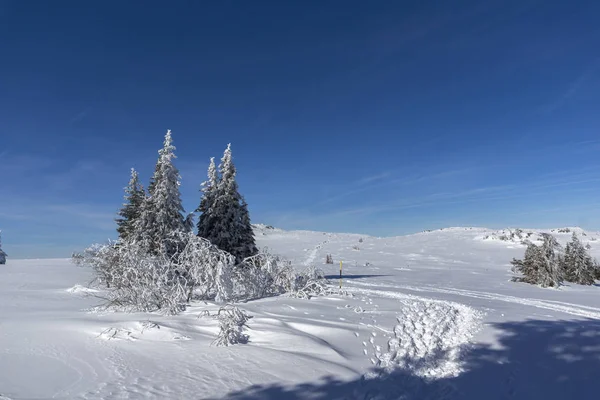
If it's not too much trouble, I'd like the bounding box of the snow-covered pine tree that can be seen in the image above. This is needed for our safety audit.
[511,241,542,284]
[239,198,258,258]
[512,234,563,287]
[537,233,563,288]
[196,157,218,239]
[133,130,187,256]
[0,230,7,265]
[562,233,596,285]
[116,168,146,241]
[208,144,257,263]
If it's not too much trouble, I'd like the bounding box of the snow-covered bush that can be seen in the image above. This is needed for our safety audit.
[291,265,331,299]
[212,305,251,346]
[74,232,236,314]
[234,249,302,300]
[74,236,328,313]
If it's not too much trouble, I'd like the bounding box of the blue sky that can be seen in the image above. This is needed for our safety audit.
[1,0,600,258]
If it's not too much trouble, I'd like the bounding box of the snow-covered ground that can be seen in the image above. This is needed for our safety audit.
[2,226,599,399]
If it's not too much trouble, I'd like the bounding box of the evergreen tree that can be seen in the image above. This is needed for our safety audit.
[562,233,596,285]
[0,230,7,265]
[209,144,257,262]
[538,233,563,288]
[239,198,258,257]
[116,168,146,241]
[511,241,543,284]
[196,157,218,239]
[133,130,187,256]
[512,234,563,287]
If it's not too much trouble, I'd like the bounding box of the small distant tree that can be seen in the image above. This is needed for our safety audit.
[512,233,563,288]
[562,233,596,285]
[0,230,7,265]
[116,168,146,241]
[325,254,333,264]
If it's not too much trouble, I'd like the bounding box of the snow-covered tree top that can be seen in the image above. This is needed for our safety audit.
[202,157,217,192]
[158,130,176,162]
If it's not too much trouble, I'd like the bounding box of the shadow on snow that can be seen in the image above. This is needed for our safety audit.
[324,274,391,280]
[218,318,600,400]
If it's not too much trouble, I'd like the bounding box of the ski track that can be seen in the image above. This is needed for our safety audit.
[349,281,600,319]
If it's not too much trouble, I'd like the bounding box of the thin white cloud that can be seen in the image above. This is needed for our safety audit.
[68,108,91,125]
[541,58,600,114]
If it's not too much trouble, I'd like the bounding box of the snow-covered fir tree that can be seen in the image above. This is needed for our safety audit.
[538,233,563,288]
[133,130,188,255]
[512,233,563,287]
[206,144,257,263]
[196,157,218,239]
[0,230,7,265]
[239,198,258,258]
[562,233,596,285]
[511,241,542,284]
[116,168,146,241]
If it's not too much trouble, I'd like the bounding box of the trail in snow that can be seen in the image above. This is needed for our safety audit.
[398,285,600,320]
[303,238,329,266]
[348,281,600,319]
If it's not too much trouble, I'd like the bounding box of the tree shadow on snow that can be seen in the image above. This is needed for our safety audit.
[324,274,390,280]
[217,318,600,400]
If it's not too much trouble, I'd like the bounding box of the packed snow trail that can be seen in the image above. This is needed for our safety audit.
[349,281,600,319]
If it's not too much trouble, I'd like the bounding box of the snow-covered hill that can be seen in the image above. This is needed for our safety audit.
[1,226,599,399]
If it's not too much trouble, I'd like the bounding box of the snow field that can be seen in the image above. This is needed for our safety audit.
[1,226,599,399]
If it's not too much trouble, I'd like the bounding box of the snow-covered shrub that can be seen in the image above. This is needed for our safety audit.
[74,236,326,314]
[292,279,331,299]
[168,231,235,302]
[212,305,251,346]
[291,265,330,299]
[74,232,236,314]
[234,249,300,300]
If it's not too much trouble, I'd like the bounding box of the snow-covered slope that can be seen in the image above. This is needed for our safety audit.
[1,226,599,399]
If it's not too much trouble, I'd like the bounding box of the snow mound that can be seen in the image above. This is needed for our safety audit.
[377,301,482,379]
[97,321,191,342]
[66,284,99,294]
